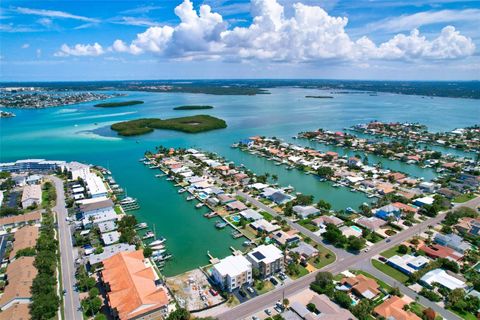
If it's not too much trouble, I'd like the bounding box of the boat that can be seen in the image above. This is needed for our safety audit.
[135,222,148,230]
[152,249,166,256]
[186,195,195,201]
[350,189,357,192]
[142,231,155,240]
[243,240,252,246]
[215,221,227,229]
[204,212,217,218]
[231,143,239,148]
[332,183,341,188]
[149,165,159,169]
[166,177,174,181]
[139,158,146,162]
[178,188,186,193]
[120,197,140,211]
[150,244,165,250]
[195,203,205,209]
[232,230,243,238]
[149,238,166,246]
[155,174,166,178]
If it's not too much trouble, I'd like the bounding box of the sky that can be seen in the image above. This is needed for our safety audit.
[1,0,480,81]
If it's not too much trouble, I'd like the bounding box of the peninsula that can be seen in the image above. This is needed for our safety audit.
[111,114,227,136]
[173,105,213,110]
[94,100,144,108]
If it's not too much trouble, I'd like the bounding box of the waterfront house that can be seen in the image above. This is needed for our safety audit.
[375,182,395,195]
[293,205,320,219]
[290,241,318,259]
[226,200,247,211]
[374,204,401,221]
[247,244,284,278]
[434,233,470,253]
[78,197,114,219]
[268,191,293,205]
[85,173,108,198]
[82,207,118,229]
[418,244,463,261]
[98,220,117,233]
[239,209,263,221]
[102,231,120,246]
[21,184,42,209]
[66,161,90,180]
[340,274,380,300]
[419,181,436,193]
[0,257,37,311]
[420,269,466,290]
[211,255,253,292]
[217,194,236,204]
[271,230,301,247]
[386,254,430,275]
[250,219,280,235]
[86,243,136,266]
[347,157,362,167]
[356,217,386,232]
[101,250,169,320]
[312,215,343,227]
[373,296,421,320]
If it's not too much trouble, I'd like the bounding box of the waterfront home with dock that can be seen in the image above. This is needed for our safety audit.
[211,255,253,292]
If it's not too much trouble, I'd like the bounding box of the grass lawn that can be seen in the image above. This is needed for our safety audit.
[380,245,410,258]
[298,220,319,232]
[310,244,335,269]
[409,302,443,320]
[449,308,478,320]
[453,193,476,203]
[354,270,393,291]
[288,265,309,280]
[114,205,123,215]
[372,259,409,283]
[226,295,240,307]
[254,280,274,295]
[261,211,274,221]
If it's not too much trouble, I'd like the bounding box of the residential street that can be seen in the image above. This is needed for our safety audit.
[217,192,450,320]
[51,176,83,320]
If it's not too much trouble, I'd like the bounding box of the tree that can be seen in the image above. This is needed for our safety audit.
[398,244,408,254]
[351,299,373,320]
[166,308,190,320]
[423,308,436,320]
[333,291,351,309]
[317,166,334,178]
[310,272,334,296]
[317,200,331,211]
[143,247,153,258]
[82,296,102,316]
[295,194,314,206]
[348,236,366,251]
[94,314,107,320]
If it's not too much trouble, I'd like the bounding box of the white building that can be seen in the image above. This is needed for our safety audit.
[421,269,466,290]
[82,207,118,228]
[212,255,252,292]
[293,205,320,219]
[66,161,91,180]
[247,244,284,278]
[21,184,42,209]
[85,173,108,198]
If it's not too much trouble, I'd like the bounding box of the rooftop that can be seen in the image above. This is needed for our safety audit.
[247,244,283,264]
[213,255,252,278]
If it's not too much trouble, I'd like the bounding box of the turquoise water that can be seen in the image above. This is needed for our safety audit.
[1,87,479,275]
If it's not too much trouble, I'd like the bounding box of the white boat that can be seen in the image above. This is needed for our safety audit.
[143,231,155,240]
[178,188,186,193]
[155,174,166,178]
[152,249,166,256]
[149,238,166,246]
[136,222,148,229]
[150,244,165,250]
[195,203,205,209]
[186,195,195,201]
[166,177,174,181]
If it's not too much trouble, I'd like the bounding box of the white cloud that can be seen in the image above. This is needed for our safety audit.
[37,17,53,27]
[366,9,480,33]
[21,43,30,49]
[36,48,42,58]
[16,7,99,23]
[111,16,159,27]
[54,43,104,57]
[59,0,476,62]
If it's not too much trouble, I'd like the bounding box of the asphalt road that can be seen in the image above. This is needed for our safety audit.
[218,193,449,320]
[51,176,83,320]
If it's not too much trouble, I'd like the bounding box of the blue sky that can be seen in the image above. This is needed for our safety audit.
[1,0,479,81]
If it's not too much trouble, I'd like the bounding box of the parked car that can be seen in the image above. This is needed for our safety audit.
[379,256,387,262]
[386,239,391,243]
[210,288,218,296]
[270,277,278,285]
[264,309,272,316]
[247,287,255,294]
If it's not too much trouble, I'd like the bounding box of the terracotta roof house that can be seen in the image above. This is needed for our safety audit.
[10,225,39,260]
[101,251,169,320]
[455,217,480,236]
[0,257,37,311]
[0,303,31,320]
[374,296,421,320]
[0,210,42,231]
[392,202,418,214]
[419,244,463,261]
[341,274,380,300]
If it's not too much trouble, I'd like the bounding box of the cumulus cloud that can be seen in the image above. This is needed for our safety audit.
[57,0,476,62]
[54,43,104,57]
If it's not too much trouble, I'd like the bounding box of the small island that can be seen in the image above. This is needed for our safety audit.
[94,100,144,108]
[111,114,227,136]
[305,95,334,99]
[173,105,213,110]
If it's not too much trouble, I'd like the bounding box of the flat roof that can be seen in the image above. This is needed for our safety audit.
[213,255,251,277]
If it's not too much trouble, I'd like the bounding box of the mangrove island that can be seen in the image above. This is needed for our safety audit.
[173,105,213,110]
[111,114,227,136]
[94,100,144,108]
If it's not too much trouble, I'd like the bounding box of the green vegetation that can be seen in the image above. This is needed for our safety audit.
[453,193,475,203]
[30,209,60,320]
[173,105,213,110]
[15,246,36,258]
[380,244,411,258]
[94,100,144,108]
[372,259,409,283]
[111,115,227,136]
[42,181,56,208]
[419,288,442,302]
[117,215,138,244]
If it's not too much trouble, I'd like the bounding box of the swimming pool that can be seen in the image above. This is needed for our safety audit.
[232,216,240,223]
[198,192,208,200]
[351,225,362,233]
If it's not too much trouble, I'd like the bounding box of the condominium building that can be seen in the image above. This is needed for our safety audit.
[211,255,252,292]
[247,244,284,278]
